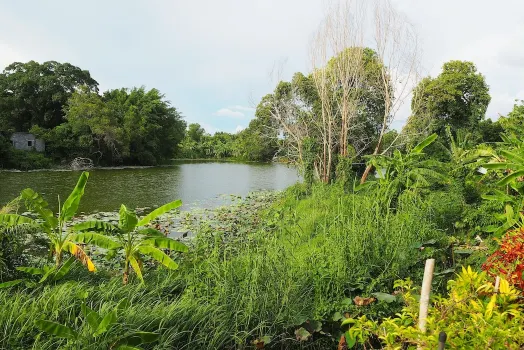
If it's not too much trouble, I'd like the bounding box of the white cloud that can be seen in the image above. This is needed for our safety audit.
[2,0,524,131]
[214,105,256,119]
[214,108,245,118]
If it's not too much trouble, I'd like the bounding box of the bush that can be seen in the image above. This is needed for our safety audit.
[4,149,52,170]
[482,227,524,290]
[344,267,524,349]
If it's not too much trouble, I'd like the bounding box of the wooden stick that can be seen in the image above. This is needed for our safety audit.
[494,276,501,293]
[418,259,435,332]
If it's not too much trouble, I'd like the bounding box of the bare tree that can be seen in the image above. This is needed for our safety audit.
[262,0,421,184]
[360,0,421,183]
[310,0,368,182]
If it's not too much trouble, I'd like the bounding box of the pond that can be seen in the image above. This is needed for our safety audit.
[0,161,300,213]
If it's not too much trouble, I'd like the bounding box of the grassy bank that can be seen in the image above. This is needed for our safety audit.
[0,183,459,349]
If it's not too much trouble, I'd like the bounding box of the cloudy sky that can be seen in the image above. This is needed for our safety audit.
[1,0,523,133]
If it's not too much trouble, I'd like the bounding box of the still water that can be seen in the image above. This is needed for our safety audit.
[0,161,299,213]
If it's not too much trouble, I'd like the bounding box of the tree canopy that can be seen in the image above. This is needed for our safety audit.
[61,87,186,165]
[405,60,491,138]
[0,61,99,132]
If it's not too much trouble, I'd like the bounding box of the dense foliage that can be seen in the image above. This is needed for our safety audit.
[177,120,278,162]
[1,12,524,348]
[0,61,189,168]
[3,122,524,347]
[344,267,524,349]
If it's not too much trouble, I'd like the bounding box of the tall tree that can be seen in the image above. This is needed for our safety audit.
[404,60,491,139]
[0,61,98,132]
[63,87,186,165]
[234,99,279,161]
[187,123,206,143]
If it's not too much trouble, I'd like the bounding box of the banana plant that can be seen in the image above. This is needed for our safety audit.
[483,144,524,194]
[357,134,449,198]
[481,136,524,235]
[35,295,159,349]
[74,200,188,285]
[0,172,99,271]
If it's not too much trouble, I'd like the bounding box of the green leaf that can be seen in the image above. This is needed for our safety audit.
[483,162,513,170]
[119,205,138,233]
[137,245,178,270]
[137,200,182,227]
[497,170,524,186]
[0,214,36,227]
[454,249,474,255]
[81,302,102,331]
[260,335,272,345]
[73,220,120,234]
[93,310,117,337]
[434,268,456,276]
[371,292,397,303]
[332,312,344,322]
[341,318,356,327]
[16,266,47,276]
[115,346,141,350]
[60,172,89,222]
[73,232,122,250]
[137,228,165,237]
[114,332,160,347]
[129,255,144,284]
[116,297,130,312]
[76,290,89,300]
[53,256,77,281]
[500,150,524,165]
[20,188,58,230]
[39,266,58,283]
[35,320,78,339]
[353,181,377,192]
[0,279,25,289]
[412,133,437,154]
[305,320,322,333]
[141,237,188,252]
[482,190,514,203]
[345,331,357,348]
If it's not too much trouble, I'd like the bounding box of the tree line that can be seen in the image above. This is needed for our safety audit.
[0,61,277,170]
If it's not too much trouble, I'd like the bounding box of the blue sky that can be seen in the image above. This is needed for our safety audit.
[1,0,523,134]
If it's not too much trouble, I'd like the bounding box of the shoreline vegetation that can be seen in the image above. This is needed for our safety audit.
[3,0,524,348]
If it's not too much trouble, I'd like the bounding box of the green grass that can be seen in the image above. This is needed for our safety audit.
[0,184,450,349]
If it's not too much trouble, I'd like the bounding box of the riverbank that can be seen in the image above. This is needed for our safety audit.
[0,183,472,349]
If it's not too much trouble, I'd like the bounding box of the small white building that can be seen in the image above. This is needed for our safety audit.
[10,132,45,152]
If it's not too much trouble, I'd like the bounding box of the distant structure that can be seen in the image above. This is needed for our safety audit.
[10,132,45,152]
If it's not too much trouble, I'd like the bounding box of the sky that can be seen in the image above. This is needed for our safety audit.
[1,0,523,134]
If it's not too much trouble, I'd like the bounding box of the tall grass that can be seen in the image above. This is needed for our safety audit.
[0,184,448,349]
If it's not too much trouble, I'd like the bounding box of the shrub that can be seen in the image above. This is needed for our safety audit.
[482,227,524,290]
[344,267,524,349]
[6,149,52,170]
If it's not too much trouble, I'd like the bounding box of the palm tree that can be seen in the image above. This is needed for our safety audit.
[74,201,188,285]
